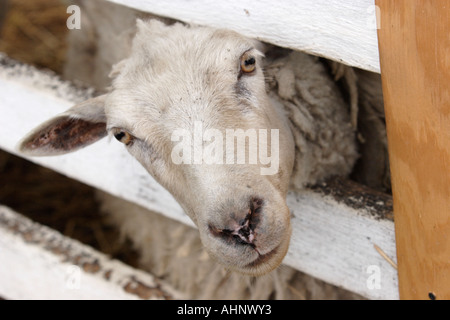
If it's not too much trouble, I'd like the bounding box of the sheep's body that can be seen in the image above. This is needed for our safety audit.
[265,52,357,189]
[54,0,386,299]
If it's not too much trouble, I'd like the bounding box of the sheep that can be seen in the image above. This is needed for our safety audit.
[18,11,371,298]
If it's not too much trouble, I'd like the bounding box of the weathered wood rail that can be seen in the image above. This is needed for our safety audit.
[0,205,183,300]
[107,0,381,73]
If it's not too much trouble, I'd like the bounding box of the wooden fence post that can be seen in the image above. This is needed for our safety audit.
[376,0,450,299]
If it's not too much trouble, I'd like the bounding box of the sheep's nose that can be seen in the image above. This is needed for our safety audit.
[208,197,264,247]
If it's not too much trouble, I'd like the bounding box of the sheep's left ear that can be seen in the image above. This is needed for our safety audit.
[18,94,108,156]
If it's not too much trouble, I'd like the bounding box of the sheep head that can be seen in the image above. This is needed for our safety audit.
[18,20,295,276]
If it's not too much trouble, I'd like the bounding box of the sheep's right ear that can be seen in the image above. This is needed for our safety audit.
[18,94,108,157]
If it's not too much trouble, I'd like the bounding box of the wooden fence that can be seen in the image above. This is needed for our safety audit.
[1,0,447,300]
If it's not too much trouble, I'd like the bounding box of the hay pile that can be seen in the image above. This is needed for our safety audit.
[0,0,67,73]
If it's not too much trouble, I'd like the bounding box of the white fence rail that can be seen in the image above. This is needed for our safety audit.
[108,0,381,72]
[0,205,182,300]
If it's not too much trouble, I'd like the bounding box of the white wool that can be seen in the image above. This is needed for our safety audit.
[265,52,358,189]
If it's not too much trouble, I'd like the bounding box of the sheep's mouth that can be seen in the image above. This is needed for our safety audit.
[246,246,279,268]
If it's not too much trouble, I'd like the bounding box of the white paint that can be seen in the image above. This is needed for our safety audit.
[0,206,182,300]
[106,0,380,72]
[0,57,398,299]
[287,191,398,299]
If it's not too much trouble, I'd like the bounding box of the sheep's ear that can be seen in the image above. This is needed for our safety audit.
[251,39,266,55]
[18,95,108,156]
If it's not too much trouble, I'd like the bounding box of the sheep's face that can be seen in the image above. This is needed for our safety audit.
[19,20,295,276]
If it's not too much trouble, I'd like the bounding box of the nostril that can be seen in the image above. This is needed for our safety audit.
[208,224,225,238]
[208,196,264,247]
[238,224,251,238]
[208,224,255,247]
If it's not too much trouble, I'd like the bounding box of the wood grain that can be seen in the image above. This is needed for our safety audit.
[376,0,450,300]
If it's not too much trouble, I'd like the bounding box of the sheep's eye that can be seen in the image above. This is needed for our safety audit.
[113,129,134,146]
[240,51,256,74]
